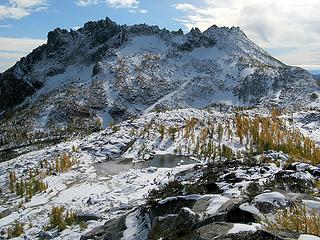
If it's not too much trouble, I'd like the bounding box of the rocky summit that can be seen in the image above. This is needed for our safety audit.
[0,18,318,130]
[0,18,320,240]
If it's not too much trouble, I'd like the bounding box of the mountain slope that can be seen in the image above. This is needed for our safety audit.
[0,18,318,132]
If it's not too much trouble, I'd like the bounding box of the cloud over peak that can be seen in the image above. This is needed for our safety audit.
[75,0,147,13]
[173,0,320,69]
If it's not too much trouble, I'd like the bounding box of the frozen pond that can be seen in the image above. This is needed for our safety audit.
[134,154,196,168]
[94,154,196,176]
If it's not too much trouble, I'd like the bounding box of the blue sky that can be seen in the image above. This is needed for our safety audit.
[0,0,189,39]
[0,0,319,72]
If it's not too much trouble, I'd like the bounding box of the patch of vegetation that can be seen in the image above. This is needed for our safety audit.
[53,153,79,173]
[7,221,24,239]
[39,153,79,175]
[47,206,77,231]
[167,126,178,140]
[109,121,120,132]
[221,144,235,160]
[158,124,165,139]
[79,221,88,230]
[7,153,78,202]
[266,203,320,236]
[8,170,48,201]
[234,114,320,165]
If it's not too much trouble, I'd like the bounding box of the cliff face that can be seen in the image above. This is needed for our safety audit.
[0,17,318,129]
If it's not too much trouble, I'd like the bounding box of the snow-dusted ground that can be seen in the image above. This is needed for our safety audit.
[0,145,195,239]
[1,107,320,239]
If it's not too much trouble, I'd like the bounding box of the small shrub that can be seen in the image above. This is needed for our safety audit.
[109,121,120,132]
[72,145,78,152]
[49,206,66,231]
[221,144,234,160]
[54,153,78,173]
[48,206,78,232]
[158,124,165,139]
[167,126,177,140]
[64,210,77,226]
[112,125,120,132]
[8,171,16,193]
[79,221,88,230]
[7,221,24,239]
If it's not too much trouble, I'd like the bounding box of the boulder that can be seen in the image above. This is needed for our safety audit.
[224,230,286,240]
[196,222,234,239]
[80,213,127,240]
[76,212,101,222]
[225,205,259,223]
[149,207,200,239]
[37,230,59,240]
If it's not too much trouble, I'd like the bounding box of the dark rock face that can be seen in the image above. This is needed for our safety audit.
[177,28,216,52]
[0,70,35,112]
[0,17,122,113]
[47,28,70,48]
[109,104,129,122]
[80,214,127,240]
[236,73,269,104]
[150,198,197,217]
[79,17,122,46]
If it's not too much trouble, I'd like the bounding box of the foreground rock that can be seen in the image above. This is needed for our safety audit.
[84,160,320,240]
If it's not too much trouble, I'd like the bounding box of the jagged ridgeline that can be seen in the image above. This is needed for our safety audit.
[0,17,318,130]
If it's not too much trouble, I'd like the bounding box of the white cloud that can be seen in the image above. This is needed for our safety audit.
[107,0,138,8]
[0,36,46,72]
[9,0,46,8]
[75,0,99,7]
[75,0,147,13]
[174,3,197,12]
[173,0,320,70]
[0,0,47,20]
[0,24,12,28]
[0,36,45,52]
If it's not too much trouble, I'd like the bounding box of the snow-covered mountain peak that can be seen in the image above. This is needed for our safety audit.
[0,17,318,131]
